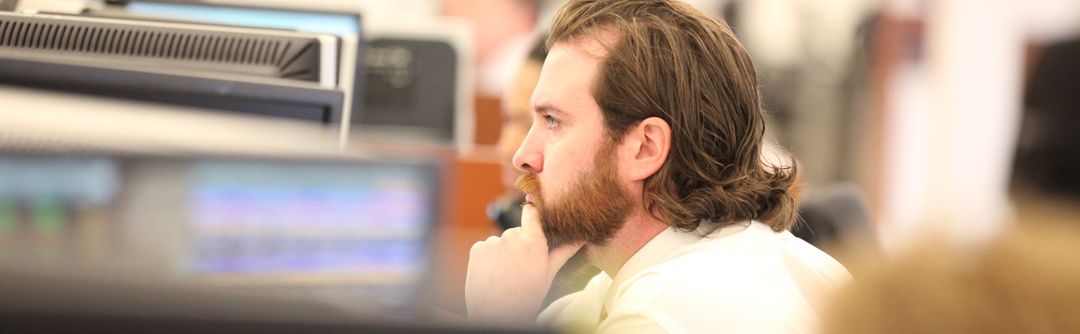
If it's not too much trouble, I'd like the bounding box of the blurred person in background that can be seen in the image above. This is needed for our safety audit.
[442,0,544,97]
[465,0,851,332]
[488,37,548,232]
[822,223,1080,334]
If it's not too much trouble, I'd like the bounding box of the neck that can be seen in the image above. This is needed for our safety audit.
[585,209,669,277]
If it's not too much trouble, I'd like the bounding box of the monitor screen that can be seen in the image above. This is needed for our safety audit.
[0,154,442,318]
[122,2,360,36]
[112,1,365,123]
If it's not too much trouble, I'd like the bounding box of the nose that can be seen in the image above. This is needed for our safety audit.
[512,128,543,174]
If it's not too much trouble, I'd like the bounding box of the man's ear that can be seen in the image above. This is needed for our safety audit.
[621,117,671,181]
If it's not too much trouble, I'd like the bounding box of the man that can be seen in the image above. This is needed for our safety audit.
[466,0,851,332]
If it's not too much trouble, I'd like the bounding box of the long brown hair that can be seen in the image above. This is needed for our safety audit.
[548,0,797,231]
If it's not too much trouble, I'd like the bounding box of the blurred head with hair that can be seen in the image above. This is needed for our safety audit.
[822,224,1080,334]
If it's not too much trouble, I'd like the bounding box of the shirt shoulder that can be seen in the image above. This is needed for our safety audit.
[603,224,851,333]
[537,273,611,328]
[604,269,810,333]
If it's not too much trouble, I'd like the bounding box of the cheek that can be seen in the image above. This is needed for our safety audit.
[540,145,591,199]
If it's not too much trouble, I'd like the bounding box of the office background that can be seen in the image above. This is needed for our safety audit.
[1,0,1078,330]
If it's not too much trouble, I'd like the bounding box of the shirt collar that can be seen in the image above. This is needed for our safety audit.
[602,221,754,311]
[610,226,704,285]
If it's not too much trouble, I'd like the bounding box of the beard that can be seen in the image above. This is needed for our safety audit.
[514,140,635,249]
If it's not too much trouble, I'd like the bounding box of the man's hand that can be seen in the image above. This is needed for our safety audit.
[465,204,585,324]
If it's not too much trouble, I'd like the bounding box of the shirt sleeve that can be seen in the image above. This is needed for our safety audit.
[537,273,610,329]
[597,271,815,334]
[596,307,679,334]
[536,291,582,324]
[596,304,808,334]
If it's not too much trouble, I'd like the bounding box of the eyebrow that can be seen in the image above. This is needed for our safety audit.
[534,104,565,115]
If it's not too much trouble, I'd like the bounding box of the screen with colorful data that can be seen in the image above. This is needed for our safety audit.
[0,155,442,317]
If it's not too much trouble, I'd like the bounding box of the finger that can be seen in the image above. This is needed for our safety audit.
[501,227,521,239]
[519,203,544,237]
[469,241,483,256]
[547,241,586,276]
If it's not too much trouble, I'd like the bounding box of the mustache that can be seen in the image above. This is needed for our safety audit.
[514,173,541,203]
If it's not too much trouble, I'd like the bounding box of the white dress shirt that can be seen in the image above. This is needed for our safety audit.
[537,221,852,334]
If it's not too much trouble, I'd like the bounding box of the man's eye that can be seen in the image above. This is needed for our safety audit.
[544,115,560,129]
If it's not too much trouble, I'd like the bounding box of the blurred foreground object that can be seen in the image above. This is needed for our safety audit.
[0,265,553,333]
[0,152,445,318]
[822,223,1080,334]
[0,149,557,332]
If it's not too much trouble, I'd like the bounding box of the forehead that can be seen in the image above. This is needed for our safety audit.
[531,37,610,116]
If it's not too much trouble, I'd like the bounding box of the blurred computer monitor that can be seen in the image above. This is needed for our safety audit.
[0,11,347,124]
[100,0,475,150]
[90,0,365,130]
[0,152,443,318]
[358,20,474,151]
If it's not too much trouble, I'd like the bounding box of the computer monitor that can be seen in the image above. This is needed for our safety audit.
[0,11,346,123]
[88,0,366,138]
[104,0,475,150]
[0,152,444,318]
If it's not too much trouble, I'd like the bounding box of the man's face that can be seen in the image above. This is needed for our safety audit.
[512,38,635,247]
[516,139,633,248]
